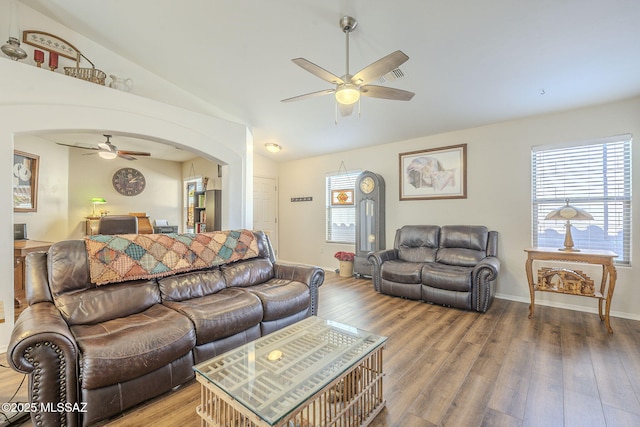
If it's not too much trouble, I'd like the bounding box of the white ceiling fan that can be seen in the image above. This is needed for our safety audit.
[56,135,151,160]
[282,16,415,117]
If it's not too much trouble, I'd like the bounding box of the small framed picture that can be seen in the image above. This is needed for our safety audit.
[331,189,355,205]
[399,144,467,200]
[13,150,40,212]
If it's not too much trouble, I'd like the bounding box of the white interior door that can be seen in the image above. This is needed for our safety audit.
[253,176,278,256]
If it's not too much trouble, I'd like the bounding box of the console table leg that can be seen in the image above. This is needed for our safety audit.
[604,263,617,334]
[525,258,535,318]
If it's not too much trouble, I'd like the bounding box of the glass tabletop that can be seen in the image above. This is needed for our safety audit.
[193,316,387,425]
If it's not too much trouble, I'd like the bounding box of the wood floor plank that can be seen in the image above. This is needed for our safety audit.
[587,334,640,416]
[2,272,640,427]
[563,389,606,427]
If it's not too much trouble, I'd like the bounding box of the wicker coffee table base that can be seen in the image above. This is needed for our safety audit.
[196,346,385,427]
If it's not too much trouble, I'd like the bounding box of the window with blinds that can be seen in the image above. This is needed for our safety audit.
[326,172,359,243]
[532,135,632,265]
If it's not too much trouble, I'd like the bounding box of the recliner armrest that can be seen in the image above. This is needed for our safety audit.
[368,249,399,292]
[8,302,80,427]
[273,263,325,315]
[368,248,398,265]
[473,256,500,282]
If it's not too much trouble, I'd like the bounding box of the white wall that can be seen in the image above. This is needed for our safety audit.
[14,135,70,242]
[66,149,184,237]
[277,96,640,321]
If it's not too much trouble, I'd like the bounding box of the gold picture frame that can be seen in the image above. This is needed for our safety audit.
[13,150,40,212]
[399,144,467,200]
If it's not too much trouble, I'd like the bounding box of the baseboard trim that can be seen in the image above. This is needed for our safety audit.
[495,293,640,321]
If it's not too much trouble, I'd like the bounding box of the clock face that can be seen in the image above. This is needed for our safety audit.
[359,176,375,194]
[112,168,146,196]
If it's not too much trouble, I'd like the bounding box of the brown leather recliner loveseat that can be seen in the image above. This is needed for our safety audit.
[7,230,324,426]
[368,225,499,312]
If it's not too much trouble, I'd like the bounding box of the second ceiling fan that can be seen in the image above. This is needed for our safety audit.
[56,135,151,160]
[282,16,415,117]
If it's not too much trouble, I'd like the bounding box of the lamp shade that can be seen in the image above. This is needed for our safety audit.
[90,197,107,217]
[545,198,593,251]
[545,199,593,221]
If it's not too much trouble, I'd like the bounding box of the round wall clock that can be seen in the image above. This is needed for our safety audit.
[359,176,376,194]
[112,167,146,196]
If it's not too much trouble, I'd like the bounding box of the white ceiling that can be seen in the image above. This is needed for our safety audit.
[20,0,640,162]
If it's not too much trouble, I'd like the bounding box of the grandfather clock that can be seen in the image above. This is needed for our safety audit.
[354,171,385,278]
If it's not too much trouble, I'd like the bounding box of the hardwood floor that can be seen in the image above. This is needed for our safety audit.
[2,273,640,426]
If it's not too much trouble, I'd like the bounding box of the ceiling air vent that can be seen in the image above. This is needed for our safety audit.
[377,67,406,84]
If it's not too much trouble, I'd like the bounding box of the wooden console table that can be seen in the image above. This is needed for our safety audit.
[14,240,53,307]
[524,247,617,333]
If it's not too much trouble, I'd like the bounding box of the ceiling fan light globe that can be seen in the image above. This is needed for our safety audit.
[98,151,118,160]
[335,84,360,105]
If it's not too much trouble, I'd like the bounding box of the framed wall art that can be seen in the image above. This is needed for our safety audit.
[331,189,354,205]
[399,144,467,200]
[13,150,40,212]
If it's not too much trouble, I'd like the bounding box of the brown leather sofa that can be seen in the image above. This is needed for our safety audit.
[368,225,499,312]
[7,231,324,427]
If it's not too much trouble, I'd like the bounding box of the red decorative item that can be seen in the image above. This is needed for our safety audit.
[34,49,44,67]
[334,251,355,262]
[48,51,58,70]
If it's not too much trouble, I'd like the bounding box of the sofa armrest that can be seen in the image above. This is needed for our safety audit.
[473,256,500,282]
[367,249,398,292]
[273,263,325,315]
[472,256,501,312]
[8,302,80,427]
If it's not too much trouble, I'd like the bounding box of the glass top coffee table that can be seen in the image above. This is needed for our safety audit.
[193,316,387,427]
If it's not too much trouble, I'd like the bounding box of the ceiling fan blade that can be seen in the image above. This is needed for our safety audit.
[117,153,137,161]
[291,58,344,85]
[281,89,335,103]
[56,142,99,151]
[360,85,415,101]
[338,102,355,117]
[351,50,409,85]
[118,150,151,156]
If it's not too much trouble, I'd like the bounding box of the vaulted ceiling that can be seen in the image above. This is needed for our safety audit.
[20,0,640,162]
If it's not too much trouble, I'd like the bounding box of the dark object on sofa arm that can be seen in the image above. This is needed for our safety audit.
[368,225,499,312]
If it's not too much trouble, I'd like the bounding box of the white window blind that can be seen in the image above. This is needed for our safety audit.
[532,135,632,265]
[326,172,359,243]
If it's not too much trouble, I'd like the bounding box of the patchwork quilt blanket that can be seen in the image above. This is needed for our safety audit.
[85,229,260,285]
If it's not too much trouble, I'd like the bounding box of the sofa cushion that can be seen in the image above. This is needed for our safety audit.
[55,280,160,326]
[380,260,423,284]
[71,304,195,390]
[395,225,440,262]
[158,269,226,302]
[222,258,275,288]
[163,288,263,345]
[247,280,310,321]
[380,279,422,300]
[422,262,473,292]
[437,225,488,267]
[47,240,162,325]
